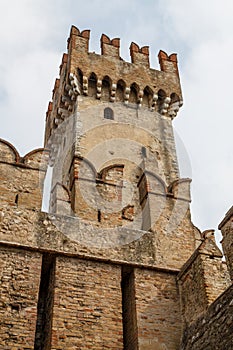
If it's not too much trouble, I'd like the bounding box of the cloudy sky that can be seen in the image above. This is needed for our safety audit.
[0,0,232,244]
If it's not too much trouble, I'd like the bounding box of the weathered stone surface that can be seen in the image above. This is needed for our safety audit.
[51,257,123,349]
[135,269,182,350]
[181,284,233,350]
[0,247,41,349]
[178,235,231,326]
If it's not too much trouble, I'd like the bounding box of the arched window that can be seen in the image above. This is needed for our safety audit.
[102,76,111,101]
[116,79,126,102]
[143,86,153,108]
[88,72,97,97]
[129,83,139,104]
[104,107,114,120]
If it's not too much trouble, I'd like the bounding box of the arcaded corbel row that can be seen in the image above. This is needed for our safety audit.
[168,100,183,119]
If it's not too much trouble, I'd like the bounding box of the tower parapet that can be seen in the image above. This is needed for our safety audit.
[130,42,150,67]
[158,50,179,75]
[101,34,120,58]
[45,26,183,146]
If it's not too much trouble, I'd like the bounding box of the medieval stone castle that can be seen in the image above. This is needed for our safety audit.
[0,25,233,349]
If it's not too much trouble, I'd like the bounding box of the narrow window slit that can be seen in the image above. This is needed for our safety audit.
[98,209,101,222]
[121,266,138,349]
[15,194,19,205]
[34,254,56,350]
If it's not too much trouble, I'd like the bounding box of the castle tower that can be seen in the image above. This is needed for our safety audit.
[40,26,201,349]
[45,26,198,258]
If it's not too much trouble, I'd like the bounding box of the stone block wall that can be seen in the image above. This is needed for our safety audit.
[180,284,233,350]
[178,233,231,326]
[51,257,123,349]
[135,269,181,350]
[0,235,184,350]
[0,138,47,211]
[0,247,42,349]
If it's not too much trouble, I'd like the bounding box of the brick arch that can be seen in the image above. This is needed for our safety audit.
[23,148,49,170]
[101,75,112,101]
[116,79,126,102]
[0,138,20,163]
[97,164,124,183]
[142,85,154,107]
[170,92,180,103]
[77,156,97,181]
[129,82,140,104]
[158,88,167,99]
[88,72,97,97]
[157,88,168,111]
[96,163,125,225]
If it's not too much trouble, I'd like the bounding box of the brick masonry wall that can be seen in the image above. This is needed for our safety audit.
[0,204,198,271]
[51,257,123,349]
[0,140,47,211]
[34,254,56,350]
[219,207,233,281]
[134,268,182,350]
[178,237,231,327]
[178,254,208,325]
[181,284,233,350]
[121,267,138,349]
[0,247,42,349]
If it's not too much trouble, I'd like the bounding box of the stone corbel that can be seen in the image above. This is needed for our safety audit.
[83,76,88,95]
[151,93,158,111]
[138,90,144,108]
[97,79,102,99]
[58,107,69,120]
[160,96,171,115]
[168,100,183,119]
[110,83,117,102]
[69,73,80,95]
[124,87,130,104]
[61,95,73,111]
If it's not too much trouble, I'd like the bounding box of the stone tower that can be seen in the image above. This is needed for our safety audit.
[0,25,232,350]
[45,26,196,256]
[42,25,199,348]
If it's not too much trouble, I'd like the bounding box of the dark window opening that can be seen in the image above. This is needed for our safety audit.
[34,254,56,350]
[15,194,19,205]
[104,107,114,120]
[98,209,101,222]
[88,72,97,97]
[121,266,138,349]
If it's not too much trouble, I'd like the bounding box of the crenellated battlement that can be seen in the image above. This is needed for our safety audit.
[67,25,180,74]
[130,42,150,67]
[101,34,120,58]
[158,50,179,74]
[45,26,183,145]
[67,26,90,53]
